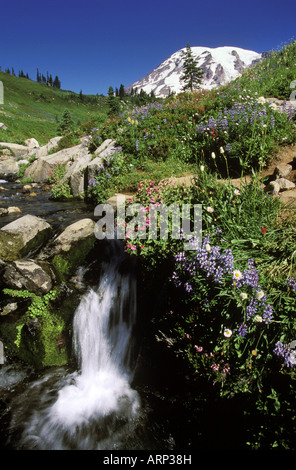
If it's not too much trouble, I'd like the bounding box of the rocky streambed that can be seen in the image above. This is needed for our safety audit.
[0,179,101,369]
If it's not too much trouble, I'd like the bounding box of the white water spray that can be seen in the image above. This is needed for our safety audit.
[18,244,140,450]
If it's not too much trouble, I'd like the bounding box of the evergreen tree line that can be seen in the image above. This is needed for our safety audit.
[36,68,61,89]
[107,84,158,116]
[0,65,61,89]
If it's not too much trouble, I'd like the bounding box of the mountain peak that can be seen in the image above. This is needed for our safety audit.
[127,46,261,97]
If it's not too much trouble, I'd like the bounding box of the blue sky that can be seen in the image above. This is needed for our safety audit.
[1,0,296,95]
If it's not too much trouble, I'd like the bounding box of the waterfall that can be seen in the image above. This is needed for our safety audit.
[16,242,140,450]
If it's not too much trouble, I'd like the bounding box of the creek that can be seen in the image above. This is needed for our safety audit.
[0,182,244,451]
[0,183,192,450]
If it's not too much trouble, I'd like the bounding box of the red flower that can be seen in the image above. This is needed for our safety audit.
[261,227,268,235]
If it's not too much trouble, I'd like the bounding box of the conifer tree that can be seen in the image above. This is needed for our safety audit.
[57,109,74,135]
[107,86,120,116]
[119,84,125,99]
[53,75,61,89]
[180,43,204,92]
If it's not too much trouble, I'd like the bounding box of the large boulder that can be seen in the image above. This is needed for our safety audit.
[25,138,39,149]
[94,139,116,157]
[87,139,116,182]
[0,155,19,181]
[2,259,53,294]
[27,136,63,159]
[63,152,93,198]
[40,218,96,279]
[24,142,91,184]
[0,214,53,262]
[0,142,30,158]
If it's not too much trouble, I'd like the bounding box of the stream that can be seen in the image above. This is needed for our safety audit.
[0,181,244,453]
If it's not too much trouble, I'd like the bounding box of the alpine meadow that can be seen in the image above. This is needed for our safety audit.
[0,39,296,451]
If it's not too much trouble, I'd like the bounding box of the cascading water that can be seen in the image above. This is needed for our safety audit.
[7,241,141,450]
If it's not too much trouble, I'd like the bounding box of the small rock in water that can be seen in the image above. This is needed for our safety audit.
[7,206,21,214]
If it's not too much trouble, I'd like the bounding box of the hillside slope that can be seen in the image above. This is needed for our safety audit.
[0,71,108,144]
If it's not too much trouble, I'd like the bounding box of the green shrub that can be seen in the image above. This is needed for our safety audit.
[48,162,72,200]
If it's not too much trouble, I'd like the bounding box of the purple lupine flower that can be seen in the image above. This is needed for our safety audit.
[287,277,296,292]
[274,341,296,368]
[262,304,273,323]
[246,297,258,319]
[238,323,248,337]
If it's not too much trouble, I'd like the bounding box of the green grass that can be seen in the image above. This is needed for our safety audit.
[0,71,109,145]
[236,39,296,100]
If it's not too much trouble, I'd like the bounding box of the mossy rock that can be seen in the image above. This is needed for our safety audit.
[0,214,53,262]
[52,235,96,281]
[0,312,68,368]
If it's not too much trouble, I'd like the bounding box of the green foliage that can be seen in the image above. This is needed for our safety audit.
[0,69,109,144]
[87,147,137,204]
[107,86,120,117]
[88,78,295,181]
[119,162,296,448]
[56,108,75,135]
[17,154,36,178]
[2,288,57,348]
[48,132,80,153]
[48,161,72,200]
[238,39,296,100]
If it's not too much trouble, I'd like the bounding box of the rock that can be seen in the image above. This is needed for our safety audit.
[86,155,103,181]
[23,158,51,183]
[265,181,280,194]
[43,218,96,279]
[25,138,39,149]
[87,139,116,182]
[0,214,53,262]
[94,139,116,157]
[0,142,30,158]
[65,152,92,198]
[0,156,19,181]
[7,206,21,214]
[277,178,296,191]
[265,178,295,194]
[0,303,18,316]
[22,185,32,192]
[2,259,52,294]
[27,136,63,159]
[17,159,29,166]
[52,218,96,253]
[24,143,91,184]
[273,163,293,179]
[0,123,8,131]
[0,148,12,156]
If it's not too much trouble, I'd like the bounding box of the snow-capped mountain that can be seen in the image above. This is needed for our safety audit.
[126,46,261,97]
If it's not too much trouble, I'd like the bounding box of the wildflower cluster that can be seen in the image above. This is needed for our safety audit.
[87,147,134,203]
[168,227,296,395]
[194,97,296,170]
[121,179,194,266]
[274,341,296,368]
[172,234,235,289]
